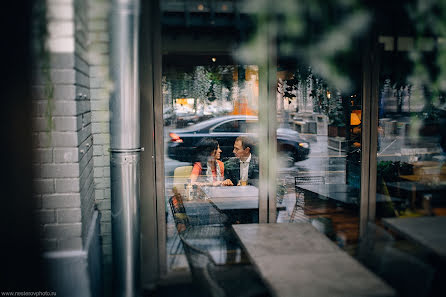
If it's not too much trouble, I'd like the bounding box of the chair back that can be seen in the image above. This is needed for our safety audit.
[179,235,225,297]
[169,194,191,233]
[378,245,435,297]
[357,222,395,271]
[173,165,193,196]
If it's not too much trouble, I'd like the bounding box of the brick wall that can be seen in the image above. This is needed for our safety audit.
[87,0,113,293]
[32,0,94,251]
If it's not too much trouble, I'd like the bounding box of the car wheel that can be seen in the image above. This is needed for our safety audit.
[280,151,295,167]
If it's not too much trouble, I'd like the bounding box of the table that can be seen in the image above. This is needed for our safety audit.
[186,186,285,223]
[296,184,400,204]
[201,186,260,210]
[232,223,396,297]
[382,217,446,261]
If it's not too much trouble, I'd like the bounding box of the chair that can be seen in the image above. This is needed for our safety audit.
[168,194,241,264]
[168,194,228,238]
[377,245,435,297]
[290,176,325,222]
[172,165,193,196]
[357,222,395,272]
[179,235,270,297]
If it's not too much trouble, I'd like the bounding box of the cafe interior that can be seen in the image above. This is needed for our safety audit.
[156,1,446,296]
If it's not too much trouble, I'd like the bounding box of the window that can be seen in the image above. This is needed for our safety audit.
[213,120,244,133]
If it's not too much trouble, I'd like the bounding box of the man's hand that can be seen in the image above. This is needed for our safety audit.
[221,179,234,186]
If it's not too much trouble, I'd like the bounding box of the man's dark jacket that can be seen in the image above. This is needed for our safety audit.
[224,154,259,186]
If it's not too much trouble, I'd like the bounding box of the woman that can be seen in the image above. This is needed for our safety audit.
[189,138,230,186]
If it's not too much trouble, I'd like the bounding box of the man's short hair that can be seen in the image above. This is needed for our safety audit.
[236,136,256,150]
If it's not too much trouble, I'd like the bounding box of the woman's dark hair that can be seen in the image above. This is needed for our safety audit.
[195,137,219,164]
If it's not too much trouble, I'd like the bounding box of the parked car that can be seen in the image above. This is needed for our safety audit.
[167,115,310,166]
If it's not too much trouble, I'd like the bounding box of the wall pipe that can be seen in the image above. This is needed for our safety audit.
[110,0,141,296]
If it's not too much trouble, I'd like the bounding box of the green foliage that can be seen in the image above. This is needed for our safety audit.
[238,0,370,93]
[377,161,413,182]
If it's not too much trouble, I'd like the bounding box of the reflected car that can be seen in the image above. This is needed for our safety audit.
[167,115,310,166]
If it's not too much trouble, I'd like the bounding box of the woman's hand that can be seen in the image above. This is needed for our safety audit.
[221,179,234,186]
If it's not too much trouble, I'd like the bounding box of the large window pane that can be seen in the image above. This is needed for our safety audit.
[163,62,261,272]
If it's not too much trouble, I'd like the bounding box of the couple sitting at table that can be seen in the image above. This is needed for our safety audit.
[189,136,259,187]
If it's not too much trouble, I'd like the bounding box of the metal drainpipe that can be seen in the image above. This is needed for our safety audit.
[110,0,141,296]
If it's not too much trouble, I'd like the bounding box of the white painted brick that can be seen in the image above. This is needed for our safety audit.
[32,132,51,148]
[35,196,43,208]
[101,235,111,245]
[41,239,58,251]
[53,115,82,131]
[95,189,104,200]
[50,53,75,69]
[96,199,110,210]
[100,210,111,222]
[57,208,82,223]
[91,110,110,123]
[42,194,81,209]
[55,178,80,193]
[79,148,93,173]
[48,21,74,38]
[93,145,103,156]
[82,112,92,127]
[78,124,92,145]
[88,52,109,66]
[90,77,110,88]
[34,148,53,163]
[92,122,109,134]
[54,147,79,163]
[53,101,76,116]
[100,223,111,234]
[33,178,54,194]
[89,32,109,43]
[76,71,90,88]
[58,237,83,250]
[48,3,74,20]
[75,55,89,76]
[104,188,111,198]
[31,85,76,101]
[48,37,75,53]
[36,209,56,224]
[90,89,109,100]
[90,66,108,78]
[51,69,76,84]
[102,244,112,256]
[89,42,108,54]
[103,146,110,156]
[91,100,109,111]
[103,167,110,177]
[89,20,107,31]
[93,133,110,145]
[51,131,79,146]
[43,223,82,239]
[38,163,80,178]
[94,167,103,178]
[88,2,110,19]
[32,117,50,132]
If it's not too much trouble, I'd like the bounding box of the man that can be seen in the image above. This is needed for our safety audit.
[223,136,259,186]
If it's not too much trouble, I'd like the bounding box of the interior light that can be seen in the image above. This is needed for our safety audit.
[197,4,204,11]
[211,57,216,62]
[327,91,331,99]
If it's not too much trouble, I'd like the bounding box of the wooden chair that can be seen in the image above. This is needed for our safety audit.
[290,175,325,222]
[179,234,270,297]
